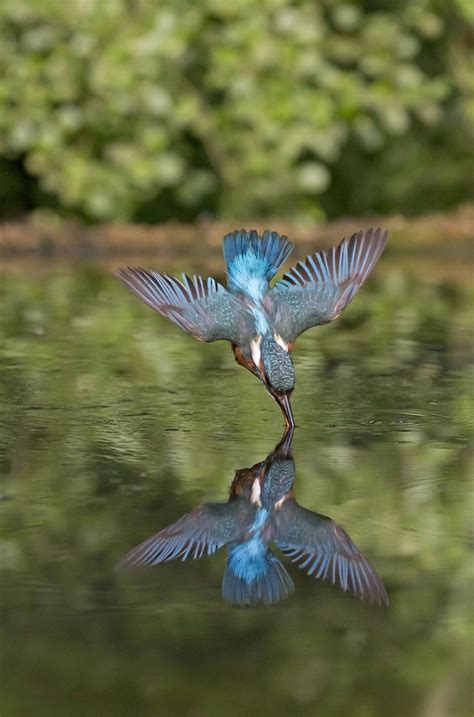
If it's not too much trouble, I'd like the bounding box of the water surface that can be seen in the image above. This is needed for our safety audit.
[0,246,472,716]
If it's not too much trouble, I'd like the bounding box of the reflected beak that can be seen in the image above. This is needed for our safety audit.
[275,425,295,455]
[275,394,295,428]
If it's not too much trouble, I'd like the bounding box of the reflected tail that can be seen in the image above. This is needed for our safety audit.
[222,543,294,606]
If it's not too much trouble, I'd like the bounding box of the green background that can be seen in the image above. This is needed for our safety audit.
[0,246,472,715]
[0,0,472,223]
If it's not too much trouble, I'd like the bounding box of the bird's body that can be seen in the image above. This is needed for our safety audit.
[116,227,388,426]
[117,429,389,607]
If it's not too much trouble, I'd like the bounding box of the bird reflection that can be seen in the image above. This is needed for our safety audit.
[118,431,388,607]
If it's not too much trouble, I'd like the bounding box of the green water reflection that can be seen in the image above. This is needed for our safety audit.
[0,253,472,716]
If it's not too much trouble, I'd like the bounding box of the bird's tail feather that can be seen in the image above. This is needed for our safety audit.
[223,229,294,282]
[222,545,294,606]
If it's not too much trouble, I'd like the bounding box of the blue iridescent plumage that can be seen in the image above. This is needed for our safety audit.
[117,430,389,608]
[116,227,388,426]
[224,228,294,300]
[223,541,294,606]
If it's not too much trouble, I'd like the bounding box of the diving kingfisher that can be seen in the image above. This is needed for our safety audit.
[117,430,389,607]
[116,227,388,427]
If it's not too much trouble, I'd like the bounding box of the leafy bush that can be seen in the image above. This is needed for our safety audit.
[0,0,471,221]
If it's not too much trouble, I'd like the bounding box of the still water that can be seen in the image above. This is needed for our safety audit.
[0,245,472,716]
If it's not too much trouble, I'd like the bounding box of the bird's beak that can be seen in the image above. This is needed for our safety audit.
[275,394,295,428]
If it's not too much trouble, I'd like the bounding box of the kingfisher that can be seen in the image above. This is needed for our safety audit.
[117,430,389,607]
[116,227,388,427]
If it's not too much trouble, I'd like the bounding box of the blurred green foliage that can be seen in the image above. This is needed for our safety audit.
[0,0,472,222]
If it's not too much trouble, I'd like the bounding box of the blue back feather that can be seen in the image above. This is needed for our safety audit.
[223,229,294,298]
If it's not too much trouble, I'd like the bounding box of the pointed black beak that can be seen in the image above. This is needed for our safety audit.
[275,393,295,428]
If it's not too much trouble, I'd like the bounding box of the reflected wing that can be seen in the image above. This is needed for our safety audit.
[116,268,254,343]
[270,228,388,343]
[117,502,252,568]
[272,501,388,606]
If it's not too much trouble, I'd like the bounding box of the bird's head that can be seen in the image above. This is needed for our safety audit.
[259,337,295,427]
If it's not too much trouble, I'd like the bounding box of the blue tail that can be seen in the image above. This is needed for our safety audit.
[222,542,294,606]
[223,229,294,296]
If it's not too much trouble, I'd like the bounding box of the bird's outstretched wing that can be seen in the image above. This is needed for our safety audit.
[272,501,389,606]
[269,228,388,343]
[115,268,254,343]
[117,502,252,568]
